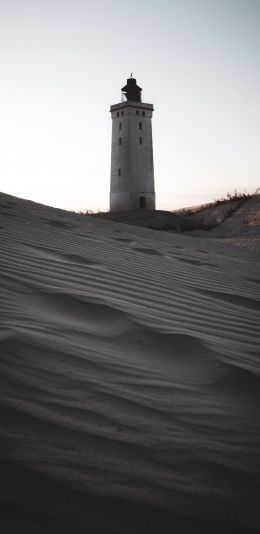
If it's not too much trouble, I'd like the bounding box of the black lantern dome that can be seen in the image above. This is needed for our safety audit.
[121,75,142,103]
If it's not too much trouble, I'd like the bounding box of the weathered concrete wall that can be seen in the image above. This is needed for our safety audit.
[110,101,155,211]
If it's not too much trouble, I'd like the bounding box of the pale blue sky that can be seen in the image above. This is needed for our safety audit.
[0,0,259,210]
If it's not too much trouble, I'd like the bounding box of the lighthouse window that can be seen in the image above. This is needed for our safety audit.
[117,112,120,117]
[119,122,122,130]
[142,111,145,116]
[119,137,122,145]
[118,168,121,177]
[139,137,143,145]
[139,122,142,130]
[136,110,139,115]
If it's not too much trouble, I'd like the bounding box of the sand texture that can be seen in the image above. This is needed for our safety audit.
[0,192,260,533]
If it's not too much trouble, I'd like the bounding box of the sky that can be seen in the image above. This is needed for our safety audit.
[0,0,259,211]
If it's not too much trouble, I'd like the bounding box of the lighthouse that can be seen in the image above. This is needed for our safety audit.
[110,76,155,211]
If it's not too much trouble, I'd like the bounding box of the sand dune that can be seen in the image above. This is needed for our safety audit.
[0,192,260,533]
[95,194,260,244]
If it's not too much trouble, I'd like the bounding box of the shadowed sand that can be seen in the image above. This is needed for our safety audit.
[0,192,260,533]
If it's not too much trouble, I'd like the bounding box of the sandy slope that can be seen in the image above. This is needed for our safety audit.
[0,192,260,533]
[94,195,260,244]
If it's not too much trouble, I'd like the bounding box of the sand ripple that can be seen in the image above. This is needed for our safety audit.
[0,193,260,533]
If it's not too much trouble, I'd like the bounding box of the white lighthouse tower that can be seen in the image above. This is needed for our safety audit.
[110,76,155,211]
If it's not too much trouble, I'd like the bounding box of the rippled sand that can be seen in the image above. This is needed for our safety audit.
[0,193,259,533]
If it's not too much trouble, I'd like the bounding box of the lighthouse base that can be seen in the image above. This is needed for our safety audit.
[110,192,155,211]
